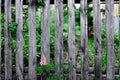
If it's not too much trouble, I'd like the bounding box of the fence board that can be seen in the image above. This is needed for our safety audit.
[4,0,12,80]
[41,0,50,63]
[119,0,120,76]
[80,0,88,80]
[28,0,37,80]
[54,0,63,79]
[105,0,115,79]
[15,0,23,80]
[0,0,2,80]
[68,0,76,80]
[93,0,102,80]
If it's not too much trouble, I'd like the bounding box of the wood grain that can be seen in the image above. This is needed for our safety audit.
[28,0,37,80]
[15,0,23,79]
[105,0,115,79]
[93,0,102,80]
[41,0,50,63]
[54,0,63,79]
[68,0,76,80]
[4,0,12,79]
[80,0,88,80]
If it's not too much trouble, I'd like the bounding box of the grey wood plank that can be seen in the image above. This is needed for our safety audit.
[15,0,24,80]
[4,0,12,80]
[54,0,63,79]
[80,0,89,80]
[68,0,76,80]
[41,0,50,63]
[93,0,102,80]
[105,0,115,79]
[28,0,37,80]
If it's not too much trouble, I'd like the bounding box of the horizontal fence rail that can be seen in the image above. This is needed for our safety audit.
[0,0,120,80]
[0,67,120,79]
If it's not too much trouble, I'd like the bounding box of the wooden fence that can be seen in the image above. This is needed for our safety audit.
[0,0,120,80]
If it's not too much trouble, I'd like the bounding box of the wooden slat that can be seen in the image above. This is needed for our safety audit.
[4,0,12,80]
[68,0,76,80]
[54,0,63,79]
[0,0,2,80]
[28,0,37,80]
[15,0,23,80]
[80,0,88,80]
[93,0,102,80]
[41,0,50,63]
[119,0,120,76]
[105,0,115,79]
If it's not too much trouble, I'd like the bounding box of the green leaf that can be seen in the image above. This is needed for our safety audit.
[8,22,17,32]
[46,77,55,80]
[37,0,42,3]
[37,0,46,7]
[116,76,120,80]
[51,77,55,80]
[35,66,43,74]
[41,2,46,7]
[44,64,51,70]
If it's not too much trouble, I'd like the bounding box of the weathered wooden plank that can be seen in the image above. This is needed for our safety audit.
[15,0,23,80]
[4,0,12,80]
[28,0,37,80]
[80,0,88,80]
[119,0,120,76]
[68,0,76,80]
[93,0,102,80]
[0,0,1,79]
[105,0,115,79]
[41,0,50,63]
[54,0,63,79]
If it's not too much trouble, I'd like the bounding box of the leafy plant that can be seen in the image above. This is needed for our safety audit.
[8,22,17,33]
[35,64,55,80]
[35,62,75,80]
[37,0,46,7]
[116,76,120,80]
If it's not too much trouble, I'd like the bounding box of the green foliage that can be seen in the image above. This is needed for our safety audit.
[44,64,52,69]
[116,76,120,80]
[37,0,46,7]
[46,77,55,80]
[37,0,42,3]
[87,3,93,28]
[35,66,43,74]
[35,62,75,80]
[35,64,55,79]
[8,22,17,33]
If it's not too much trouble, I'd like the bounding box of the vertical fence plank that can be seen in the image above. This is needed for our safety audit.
[54,0,63,79]
[80,0,88,80]
[119,0,120,76]
[106,0,115,79]
[68,0,76,80]
[28,0,37,80]
[93,0,102,80]
[4,0,12,80]
[0,0,2,80]
[41,0,50,63]
[15,0,23,80]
